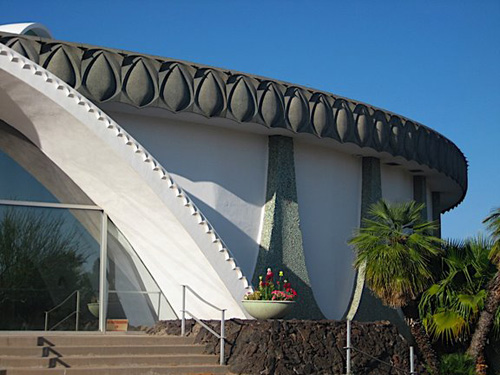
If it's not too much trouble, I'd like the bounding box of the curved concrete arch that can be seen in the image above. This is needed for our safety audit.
[0,43,250,319]
[0,23,53,39]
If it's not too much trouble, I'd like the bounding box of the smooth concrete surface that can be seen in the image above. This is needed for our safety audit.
[294,140,361,319]
[381,164,413,203]
[109,111,268,279]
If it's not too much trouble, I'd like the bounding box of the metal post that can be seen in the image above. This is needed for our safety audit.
[44,312,48,331]
[75,290,80,331]
[157,291,162,321]
[346,319,351,375]
[181,285,186,336]
[410,346,415,375]
[99,211,108,333]
[220,309,226,365]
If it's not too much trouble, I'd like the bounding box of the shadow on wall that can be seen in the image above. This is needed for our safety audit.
[0,74,43,149]
[186,192,260,278]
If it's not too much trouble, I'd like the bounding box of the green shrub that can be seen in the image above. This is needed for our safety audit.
[439,353,475,375]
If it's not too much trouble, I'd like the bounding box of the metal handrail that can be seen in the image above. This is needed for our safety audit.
[44,290,80,331]
[108,290,165,321]
[181,285,226,366]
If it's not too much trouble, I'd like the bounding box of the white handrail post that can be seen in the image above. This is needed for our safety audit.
[157,291,162,321]
[75,290,80,331]
[220,309,226,365]
[410,346,415,374]
[346,319,351,375]
[181,285,186,336]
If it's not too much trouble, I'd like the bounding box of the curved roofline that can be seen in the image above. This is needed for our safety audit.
[0,31,467,210]
[0,23,53,39]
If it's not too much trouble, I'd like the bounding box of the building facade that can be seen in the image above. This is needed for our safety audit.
[0,23,467,331]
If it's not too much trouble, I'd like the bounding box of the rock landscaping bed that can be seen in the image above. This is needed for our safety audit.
[148,319,429,375]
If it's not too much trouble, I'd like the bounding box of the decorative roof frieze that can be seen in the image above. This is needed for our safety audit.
[0,32,467,199]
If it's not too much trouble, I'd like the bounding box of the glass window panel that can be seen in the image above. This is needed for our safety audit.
[0,121,94,205]
[106,219,176,330]
[0,205,101,331]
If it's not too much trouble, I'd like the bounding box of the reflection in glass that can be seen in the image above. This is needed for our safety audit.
[0,205,101,331]
[0,120,94,205]
[0,120,176,331]
[106,219,176,329]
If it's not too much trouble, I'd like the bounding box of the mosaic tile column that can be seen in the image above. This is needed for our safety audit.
[413,176,428,221]
[432,192,442,238]
[253,135,324,319]
[346,157,411,339]
[346,157,382,320]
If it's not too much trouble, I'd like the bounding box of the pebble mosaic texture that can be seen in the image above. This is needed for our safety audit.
[254,136,324,319]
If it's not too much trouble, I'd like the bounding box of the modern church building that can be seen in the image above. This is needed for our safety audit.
[0,23,467,331]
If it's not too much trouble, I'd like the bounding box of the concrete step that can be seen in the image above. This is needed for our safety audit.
[0,354,218,368]
[0,334,193,347]
[0,344,206,357]
[0,364,231,374]
[0,333,229,375]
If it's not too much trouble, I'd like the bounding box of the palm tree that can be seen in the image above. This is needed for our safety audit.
[466,207,500,374]
[419,236,495,344]
[349,199,442,374]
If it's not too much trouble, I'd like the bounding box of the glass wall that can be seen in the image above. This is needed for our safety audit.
[0,121,175,331]
[0,204,101,331]
[106,219,176,330]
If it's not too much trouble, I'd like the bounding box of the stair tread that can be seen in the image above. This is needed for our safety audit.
[0,353,214,360]
[0,334,226,375]
[0,344,204,350]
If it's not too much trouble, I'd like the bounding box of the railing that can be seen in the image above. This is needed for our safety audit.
[345,319,416,375]
[181,285,226,366]
[108,289,165,321]
[44,290,80,331]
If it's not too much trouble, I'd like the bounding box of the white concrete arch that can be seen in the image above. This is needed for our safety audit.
[0,22,53,38]
[0,43,250,319]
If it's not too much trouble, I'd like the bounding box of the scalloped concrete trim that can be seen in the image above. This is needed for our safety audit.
[0,33,467,211]
[0,43,251,315]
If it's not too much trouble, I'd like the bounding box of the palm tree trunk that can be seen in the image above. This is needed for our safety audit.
[403,301,439,375]
[407,318,439,375]
[466,271,500,372]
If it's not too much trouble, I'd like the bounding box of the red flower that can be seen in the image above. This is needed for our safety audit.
[265,268,274,281]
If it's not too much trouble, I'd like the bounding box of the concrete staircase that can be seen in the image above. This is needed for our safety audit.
[0,332,230,374]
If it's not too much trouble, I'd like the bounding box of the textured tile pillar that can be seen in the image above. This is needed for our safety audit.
[346,157,412,339]
[346,157,381,320]
[432,192,442,238]
[254,135,324,319]
[413,176,428,220]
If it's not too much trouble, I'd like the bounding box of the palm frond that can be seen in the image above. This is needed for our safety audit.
[349,199,442,308]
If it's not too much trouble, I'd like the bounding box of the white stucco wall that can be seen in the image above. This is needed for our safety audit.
[294,141,361,319]
[108,112,268,278]
[381,165,414,203]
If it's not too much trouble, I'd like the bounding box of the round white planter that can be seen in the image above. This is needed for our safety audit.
[241,300,295,319]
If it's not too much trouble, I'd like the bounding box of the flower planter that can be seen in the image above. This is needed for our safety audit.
[242,300,295,319]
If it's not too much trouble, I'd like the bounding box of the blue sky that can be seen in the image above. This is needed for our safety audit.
[1,0,499,240]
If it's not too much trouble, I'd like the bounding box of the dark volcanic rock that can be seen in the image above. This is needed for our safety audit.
[148,319,429,375]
